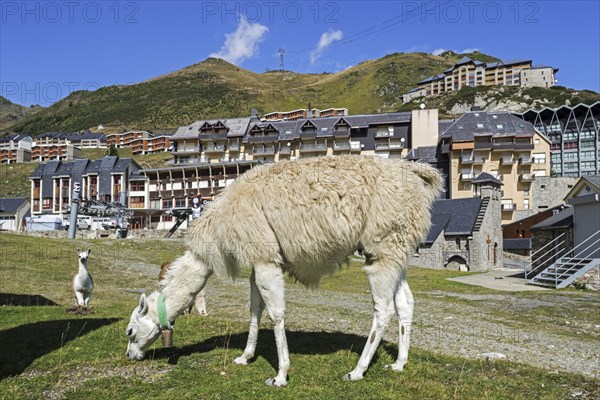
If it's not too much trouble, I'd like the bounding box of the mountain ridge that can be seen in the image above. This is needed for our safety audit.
[4,51,599,135]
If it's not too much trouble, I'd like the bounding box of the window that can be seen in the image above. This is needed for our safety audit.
[524,199,529,210]
[541,185,546,191]
[162,199,173,209]
[535,138,540,144]
[175,198,186,208]
[477,123,484,129]
[463,183,472,190]
[496,124,503,129]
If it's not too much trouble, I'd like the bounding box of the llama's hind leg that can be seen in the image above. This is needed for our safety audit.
[234,270,264,366]
[344,262,397,381]
[385,278,413,372]
[195,288,208,316]
[84,291,91,306]
[253,264,289,387]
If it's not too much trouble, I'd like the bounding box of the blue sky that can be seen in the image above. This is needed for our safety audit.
[1,0,598,106]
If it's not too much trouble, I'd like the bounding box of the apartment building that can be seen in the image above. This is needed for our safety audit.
[263,107,348,122]
[129,160,258,229]
[32,133,82,162]
[513,102,600,177]
[106,131,151,148]
[439,111,551,224]
[0,134,32,164]
[131,133,174,155]
[402,56,558,103]
[170,109,442,168]
[170,117,250,165]
[29,156,141,216]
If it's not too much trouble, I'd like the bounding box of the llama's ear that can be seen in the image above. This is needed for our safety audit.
[77,248,81,253]
[87,248,91,255]
[138,294,148,316]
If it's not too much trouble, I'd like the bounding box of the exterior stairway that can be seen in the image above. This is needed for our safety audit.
[473,197,490,232]
[525,230,600,289]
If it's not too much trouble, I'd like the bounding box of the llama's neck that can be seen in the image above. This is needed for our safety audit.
[160,251,212,321]
[78,261,89,275]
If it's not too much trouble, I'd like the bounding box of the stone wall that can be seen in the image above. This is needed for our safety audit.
[573,265,600,291]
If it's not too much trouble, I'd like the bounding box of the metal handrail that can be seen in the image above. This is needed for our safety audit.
[524,239,567,281]
[555,232,600,283]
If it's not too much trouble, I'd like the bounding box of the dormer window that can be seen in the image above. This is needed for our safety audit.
[492,115,498,119]
[496,124,503,129]
[477,123,484,129]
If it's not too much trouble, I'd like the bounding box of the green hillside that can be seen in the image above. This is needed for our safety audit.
[0,96,44,131]
[6,51,599,135]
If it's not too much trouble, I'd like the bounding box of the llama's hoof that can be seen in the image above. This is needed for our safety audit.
[343,371,364,381]
[264,377,287,387]
[384,362,406,372]
[233,356,249,365]
[198,310,209,317]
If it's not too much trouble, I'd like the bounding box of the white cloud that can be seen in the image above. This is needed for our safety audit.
[432,48,447,56]
[309,29,343,65]
[209,17,269,65]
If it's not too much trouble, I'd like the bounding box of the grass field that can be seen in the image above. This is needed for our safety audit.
[0,233,598,399]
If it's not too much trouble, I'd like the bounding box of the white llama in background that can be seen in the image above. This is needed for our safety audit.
[73,248,94,306]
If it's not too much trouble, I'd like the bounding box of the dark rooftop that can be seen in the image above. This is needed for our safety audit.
[424,197,483,243]
[0,197,29,214]
[530,207,574,231]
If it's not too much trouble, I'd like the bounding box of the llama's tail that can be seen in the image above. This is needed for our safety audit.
[405,161,444,202]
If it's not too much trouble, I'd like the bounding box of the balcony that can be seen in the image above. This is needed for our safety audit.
[518,157,532,165]
[333,128,350,137]
[171,147,200,155]
[198,133,229,141]
[472,156,486,165]
[375,143,404,151]
[333,142,351,151]
[375,131,392,138]
[460,173,474,181]
[501,203,516,211]
[460,155,474,164]
[500,156,515,164]
[228,143,241,152]
[474,141,493,150]
[279,146,292,154]
[492,142,534,151]
[246,134,279,143]
[33,188,40,198]
[203,145,226,153]
[299,144,328,152]
[253,147,276,155]
[519,174,535,182]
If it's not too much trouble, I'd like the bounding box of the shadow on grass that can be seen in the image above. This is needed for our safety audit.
[0,318,120,380]
[0,293,58,306]
[148,329,389,373]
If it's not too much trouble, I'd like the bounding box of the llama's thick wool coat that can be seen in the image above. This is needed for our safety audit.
[187,155,442,286]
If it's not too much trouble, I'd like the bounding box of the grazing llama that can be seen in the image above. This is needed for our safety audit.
[159,262,207,316]
[126,155,442,387]
[73,248,93,306]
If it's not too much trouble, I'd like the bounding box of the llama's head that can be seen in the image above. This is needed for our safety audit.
[125,292,161,360]
[77,248,91,263]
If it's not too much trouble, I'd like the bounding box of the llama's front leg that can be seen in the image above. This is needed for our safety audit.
[74,291,85,306]
[84,292,91,306]
[234,270,264,366]
[195,289,208,316]
[253,264,289,387]
[344,265,396,381]
[385,279,413,372]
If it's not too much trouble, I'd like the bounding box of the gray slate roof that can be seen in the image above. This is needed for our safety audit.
[530,207,574,230]
[582,175,600,190]
[424,197,483,243]
[473,172,503,186]
[442,111,536,141]
[0,197,28,213]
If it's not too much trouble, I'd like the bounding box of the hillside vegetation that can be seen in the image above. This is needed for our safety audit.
[0,96,44,131]
[9,51,597,135]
